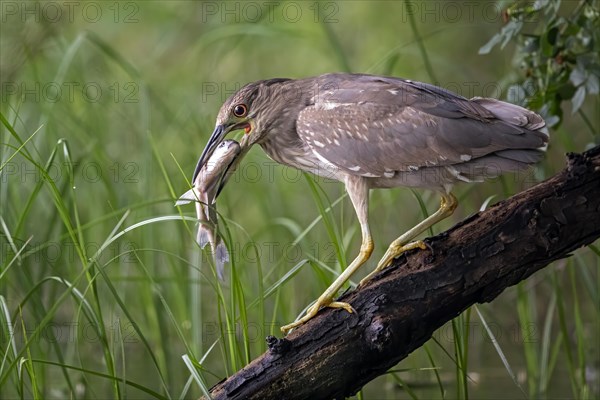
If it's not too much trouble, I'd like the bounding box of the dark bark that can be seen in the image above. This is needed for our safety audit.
[206,146,600,400]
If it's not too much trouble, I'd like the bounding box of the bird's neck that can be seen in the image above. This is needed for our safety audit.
[259,130,304,167]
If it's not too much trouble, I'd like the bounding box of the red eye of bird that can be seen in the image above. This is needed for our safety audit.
[233,104,248,118]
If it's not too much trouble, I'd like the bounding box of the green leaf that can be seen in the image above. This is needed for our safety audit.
[539,103,561,127]
[507,84,527,105]
[570,66,587,87]
[556,82,577,100]
[586,73,599,95]
[501,20,523,48]
[546,115,561,127]
[522,35,540,53]
[479,33,502,55]
[541,27,559,57]
[571,86,586,114]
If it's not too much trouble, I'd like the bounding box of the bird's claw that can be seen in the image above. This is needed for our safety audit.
[281,299,354,334]
[359,240,427,285]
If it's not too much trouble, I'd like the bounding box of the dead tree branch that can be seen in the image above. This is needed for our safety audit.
[206,145,600,400]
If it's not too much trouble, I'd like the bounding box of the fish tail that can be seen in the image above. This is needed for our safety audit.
[196,225,210,248]
[214,240,230,281]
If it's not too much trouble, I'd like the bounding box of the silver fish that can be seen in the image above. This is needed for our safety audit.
[176,139,241,280]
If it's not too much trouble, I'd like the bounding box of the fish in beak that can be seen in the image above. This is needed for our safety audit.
[192,124,227,183]
[176,139,241,280]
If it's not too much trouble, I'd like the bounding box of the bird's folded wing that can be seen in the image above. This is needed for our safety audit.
[296,76,547,178]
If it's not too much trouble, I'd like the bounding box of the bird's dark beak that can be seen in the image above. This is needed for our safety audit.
[192,124,226,182]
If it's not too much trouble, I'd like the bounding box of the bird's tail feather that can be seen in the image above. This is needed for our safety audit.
[472,97,547,133]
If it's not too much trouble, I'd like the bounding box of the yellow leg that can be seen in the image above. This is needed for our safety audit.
[280,237,373,333]
[360,192,458,285]
[281,176,372,334]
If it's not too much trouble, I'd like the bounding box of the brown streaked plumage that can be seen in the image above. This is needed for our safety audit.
[192,73,548,333]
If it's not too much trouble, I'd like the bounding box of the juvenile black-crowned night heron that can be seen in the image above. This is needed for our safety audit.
[193,73,548,333]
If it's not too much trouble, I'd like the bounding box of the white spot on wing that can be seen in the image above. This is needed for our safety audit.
[320,102,339,110]
[317,102,352,111]
[348,165,361,172]
[460,154,472,162]
[313,140,325,148]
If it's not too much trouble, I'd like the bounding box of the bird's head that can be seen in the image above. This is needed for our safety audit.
[192,78,292,181]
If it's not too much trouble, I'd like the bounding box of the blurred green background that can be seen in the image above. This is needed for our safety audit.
[1,1,598,399]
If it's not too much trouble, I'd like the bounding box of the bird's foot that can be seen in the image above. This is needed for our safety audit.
[281,298,354,334]
[359,240,427,285]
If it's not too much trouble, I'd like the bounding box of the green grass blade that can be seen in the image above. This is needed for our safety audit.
[182,354,212,400]
[32,359,168,399]
[475,305,526,396]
